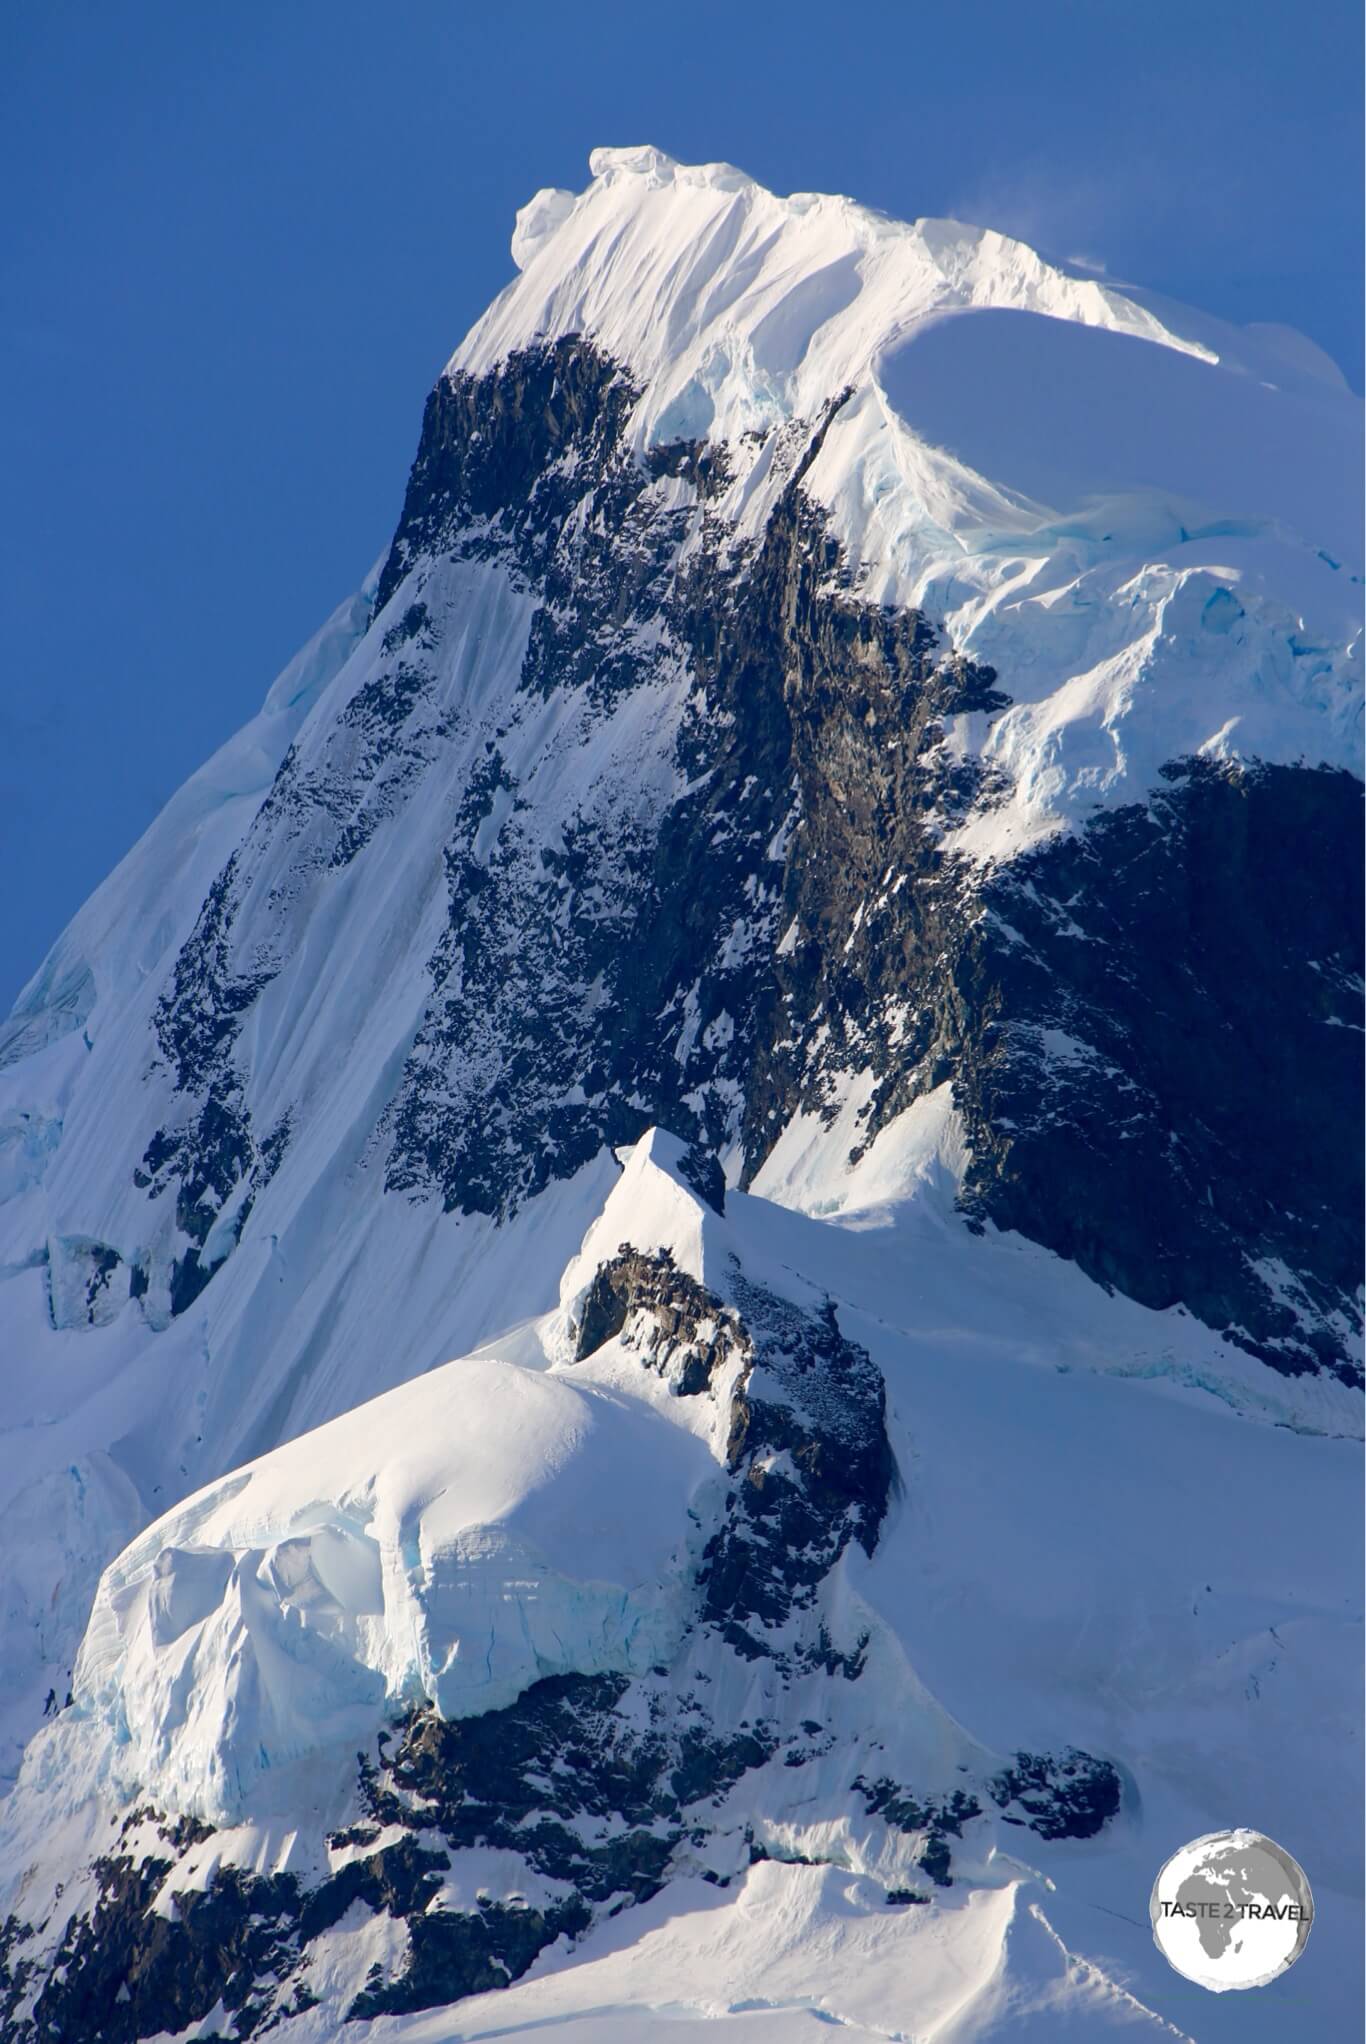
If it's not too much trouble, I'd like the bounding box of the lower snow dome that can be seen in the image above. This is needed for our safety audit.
[73,1352,716,1821]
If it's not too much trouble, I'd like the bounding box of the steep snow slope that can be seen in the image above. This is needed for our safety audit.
[0,144,1360,2041]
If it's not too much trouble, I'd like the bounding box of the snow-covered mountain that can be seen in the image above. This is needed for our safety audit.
[0,146,1361,2041]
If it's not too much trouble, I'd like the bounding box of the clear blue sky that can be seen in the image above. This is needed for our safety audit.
[3,1,1361,1008]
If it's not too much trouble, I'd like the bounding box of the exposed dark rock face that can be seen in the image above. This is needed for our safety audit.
[7,1809,303,2044]
[348,1669,776,1967]
[135,1087,290,1319]
[116,332,1360,1381]
[374,335,646,616]
[987,1748,1123,1840]
[375,359,1005,1229]
[956,762,1364,1382]
[365,339,1366,1381]
[1,1802,587,2039]
[699,1270,895,1663]
[376,349,782,1217]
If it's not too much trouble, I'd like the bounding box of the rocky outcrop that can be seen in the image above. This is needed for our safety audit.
[571,1244,895,1656]
[573,1246,745,1397]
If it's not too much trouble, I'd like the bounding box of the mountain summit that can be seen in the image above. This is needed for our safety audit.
[0,150,1360,2042]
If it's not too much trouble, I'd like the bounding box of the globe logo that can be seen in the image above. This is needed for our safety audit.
[1150,1829,1313,1991]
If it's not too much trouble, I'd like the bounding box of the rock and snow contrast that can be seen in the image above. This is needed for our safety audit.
[0,147,1361,2041]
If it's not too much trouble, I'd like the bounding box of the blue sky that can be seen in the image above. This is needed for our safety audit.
[2,0,1361,1007]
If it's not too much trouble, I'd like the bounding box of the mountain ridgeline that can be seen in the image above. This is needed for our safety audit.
[0,149,1360,2044]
